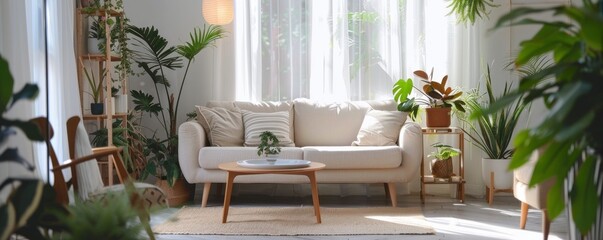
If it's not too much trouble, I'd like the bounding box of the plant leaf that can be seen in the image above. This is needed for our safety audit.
[0,55,14,113]
[392,78,413,103]
[0,203,16,240]
[570,155,598,234]
[413,70,429,80]
[177,25,225,60]
[0,148,36,172]
[9,84,38,108]
[546,178,565,220]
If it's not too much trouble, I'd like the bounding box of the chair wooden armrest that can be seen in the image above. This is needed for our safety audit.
[92,146,123,154]
[52,148,130,184]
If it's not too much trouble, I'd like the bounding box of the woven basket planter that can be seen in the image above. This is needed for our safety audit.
[430,158,454,178]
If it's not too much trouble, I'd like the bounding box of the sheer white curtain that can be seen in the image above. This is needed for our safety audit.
[21,0,81,182]
[234,0,477,102]
[0,0,39,197]
[39,0,82,182]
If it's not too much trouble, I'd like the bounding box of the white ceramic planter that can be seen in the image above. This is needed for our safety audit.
[87,38,102,54]
[481,158,513,190]
[114,94,128,113]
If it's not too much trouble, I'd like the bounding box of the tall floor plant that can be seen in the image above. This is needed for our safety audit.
[128,25,224,187]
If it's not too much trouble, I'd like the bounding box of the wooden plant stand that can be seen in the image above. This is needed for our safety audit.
[485,171,513,205]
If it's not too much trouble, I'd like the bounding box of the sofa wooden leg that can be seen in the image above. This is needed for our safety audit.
[201,182,211,207]
[520,202,528,229]
[387,183,397,207]
[542,209,550,240]
[383,183,390,199]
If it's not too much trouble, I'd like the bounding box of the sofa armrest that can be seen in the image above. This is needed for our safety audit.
[398,121,423,180]
[178,121,208,182]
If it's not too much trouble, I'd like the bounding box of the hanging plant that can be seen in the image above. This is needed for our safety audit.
[448,0,499,25]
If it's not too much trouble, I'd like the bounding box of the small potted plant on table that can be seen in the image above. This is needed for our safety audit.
[427,143,461,179]
[257,131,282,161]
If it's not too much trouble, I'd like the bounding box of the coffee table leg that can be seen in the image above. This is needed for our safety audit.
[307,172,321,223]
[222,172,236,223]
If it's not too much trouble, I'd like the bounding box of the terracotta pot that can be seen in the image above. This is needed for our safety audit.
[425,107,451,127]
[156,177,192,207]
[431,158,454,178]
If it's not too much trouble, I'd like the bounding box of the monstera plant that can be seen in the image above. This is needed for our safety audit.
[0,55,67,240]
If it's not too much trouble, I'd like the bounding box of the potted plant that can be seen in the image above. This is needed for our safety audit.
[447,0,498,25]
[492,0,603,236]
[80,59,106,115]
[393,68,466,127]
[427,143,461,178]
[88,16,119,54]
[459,65,529,192]
[129,24,224,204]
[257,131,282,161]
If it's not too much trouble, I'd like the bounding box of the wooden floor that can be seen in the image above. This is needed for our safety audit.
[151,191,568,240]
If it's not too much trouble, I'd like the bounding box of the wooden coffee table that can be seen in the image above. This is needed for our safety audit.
[218,161,326,223]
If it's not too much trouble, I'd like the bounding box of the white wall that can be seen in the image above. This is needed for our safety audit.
[123,0,235,139]
[124,0,570,197]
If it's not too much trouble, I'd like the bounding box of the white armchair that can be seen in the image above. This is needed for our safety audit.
[513,148,556,240]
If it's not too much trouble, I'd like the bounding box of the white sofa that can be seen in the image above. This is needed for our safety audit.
[178,99,423,207]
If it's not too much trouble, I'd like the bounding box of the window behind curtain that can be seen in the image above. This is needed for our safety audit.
[235,0,406,102]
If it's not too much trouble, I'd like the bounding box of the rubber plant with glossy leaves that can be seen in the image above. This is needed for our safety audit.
[393,68,466,121]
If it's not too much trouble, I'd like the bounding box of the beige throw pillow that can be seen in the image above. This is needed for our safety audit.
[242,111,295,147]
[352,110,407,146]
[195,106,244,146]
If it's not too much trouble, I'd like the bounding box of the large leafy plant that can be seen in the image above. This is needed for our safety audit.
[0,55,64,240]
[393,68,466,120]
[128,25,224,187]
[492,0,603,234]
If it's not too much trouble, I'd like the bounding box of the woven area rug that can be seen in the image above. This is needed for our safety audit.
[154,206,435,236]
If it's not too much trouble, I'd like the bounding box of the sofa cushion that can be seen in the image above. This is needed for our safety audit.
[302,146,402,169]
[207,101,295,145]
[241,111,295,147]
[293,99,372,146]
[352,110,407,146]
[199,147,304,169]
[195,106,244,146]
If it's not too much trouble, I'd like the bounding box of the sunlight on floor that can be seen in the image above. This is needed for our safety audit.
[364,214,429,229]
[428,217,563,240]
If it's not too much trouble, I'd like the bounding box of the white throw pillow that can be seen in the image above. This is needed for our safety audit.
[352,110,407,146]
[242,111,295,147]
[196,106,244,146]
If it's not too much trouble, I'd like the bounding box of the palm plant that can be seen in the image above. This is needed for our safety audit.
[128,24,225,187]
[492,0,603,235]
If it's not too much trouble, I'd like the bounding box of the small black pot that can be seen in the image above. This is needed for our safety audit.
[90,103,104,115]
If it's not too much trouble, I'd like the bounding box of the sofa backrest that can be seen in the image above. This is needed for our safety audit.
[293,98,397,146]
[206,99,397,147]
